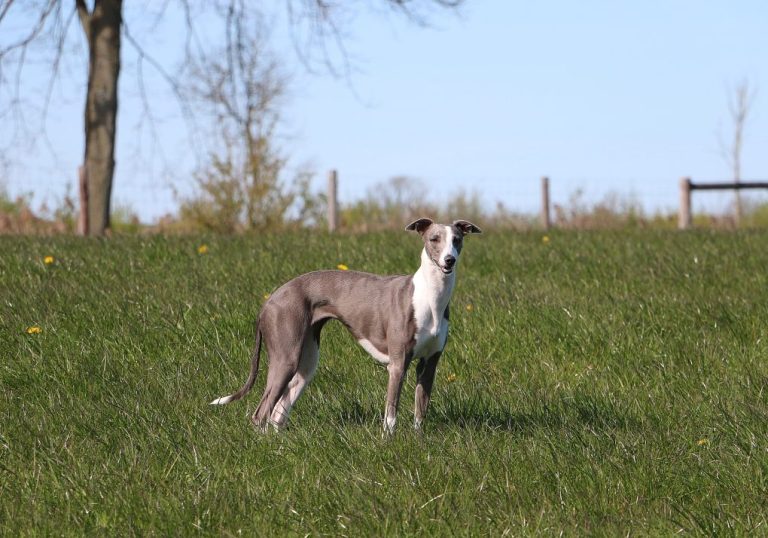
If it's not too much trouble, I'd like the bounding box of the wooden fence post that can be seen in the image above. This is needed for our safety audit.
[327,169,338,233]
[77,165,89,236]
[540,176,551,230]
[678,177,691,230]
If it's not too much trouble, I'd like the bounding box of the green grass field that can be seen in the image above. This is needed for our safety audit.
[2,230,767,535]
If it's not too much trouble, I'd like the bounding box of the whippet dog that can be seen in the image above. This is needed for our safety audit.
[211,218,481,433]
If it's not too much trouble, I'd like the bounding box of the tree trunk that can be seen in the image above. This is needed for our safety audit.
[80,0,122,236]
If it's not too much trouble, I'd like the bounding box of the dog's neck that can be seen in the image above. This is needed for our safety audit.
[413,248,456,334]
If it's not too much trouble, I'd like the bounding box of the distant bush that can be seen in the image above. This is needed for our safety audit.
[741,199,768,228]
[0,182,141,235]
[340,176,438,232]
[553,190,649,229]
[0,186,72,235]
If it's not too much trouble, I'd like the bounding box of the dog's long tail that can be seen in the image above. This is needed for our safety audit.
[210,325,263,405]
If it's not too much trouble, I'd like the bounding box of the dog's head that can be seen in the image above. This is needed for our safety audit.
[405,218,482,274]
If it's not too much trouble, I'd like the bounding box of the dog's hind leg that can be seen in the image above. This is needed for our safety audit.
[250,307,312,430]
[268,333,320,429]
[250,339,303,431]
[251,353,298,431]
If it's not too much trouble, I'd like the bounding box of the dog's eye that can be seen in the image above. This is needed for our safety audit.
[429,236,439,242]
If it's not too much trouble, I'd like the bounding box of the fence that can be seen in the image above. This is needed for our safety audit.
[322,173,768,232]
[678,178,768,229]
[66,168,768,234]
[324,172,553,232]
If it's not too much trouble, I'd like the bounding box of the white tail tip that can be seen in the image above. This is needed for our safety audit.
[210,395,233,405]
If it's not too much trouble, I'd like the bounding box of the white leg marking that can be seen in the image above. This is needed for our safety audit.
[270,377,304,427]
[384,414,397,434]
[269,337,319,427]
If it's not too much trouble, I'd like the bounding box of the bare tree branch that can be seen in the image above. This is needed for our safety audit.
[75,0,90,41]
[718,79,758,225]
[0,0,15,25]
[121,17,204,174]
[177,0,206,70]
[284,0,462,83]
[122,19,197,128]
[41,6,76,129]
[726,80,756,182]
[0,0,58,61]
[286,0,355,79]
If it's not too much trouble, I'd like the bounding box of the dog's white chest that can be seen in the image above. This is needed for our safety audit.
[412,310,448,359]
[411,269,452,359]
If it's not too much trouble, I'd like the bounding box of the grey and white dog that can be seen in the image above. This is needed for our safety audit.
[211,218,482,433]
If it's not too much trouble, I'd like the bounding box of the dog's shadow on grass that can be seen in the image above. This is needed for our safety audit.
[330,392,639,434]
[442,392,642,433]
[446,391,643,433]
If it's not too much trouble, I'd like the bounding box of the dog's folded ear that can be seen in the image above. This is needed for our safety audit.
[405,218,434,235]
[453,220,482,236]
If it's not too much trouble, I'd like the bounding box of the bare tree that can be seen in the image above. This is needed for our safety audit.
[77,0,121,236]
[179,15,296,231]
[720,79,757,225]
[0,0,463,236]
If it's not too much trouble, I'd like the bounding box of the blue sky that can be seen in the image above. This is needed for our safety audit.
[2,1,767,221]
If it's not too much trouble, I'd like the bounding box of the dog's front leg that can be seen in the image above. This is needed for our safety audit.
[383,353,411,435]
[414,351,441,431]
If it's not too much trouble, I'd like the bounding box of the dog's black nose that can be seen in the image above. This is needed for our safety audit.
[444,255,456,267]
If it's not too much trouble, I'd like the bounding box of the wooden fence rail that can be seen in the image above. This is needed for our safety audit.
[679,178,768,229]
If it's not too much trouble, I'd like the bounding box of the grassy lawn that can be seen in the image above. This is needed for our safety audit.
[1,230,767,535]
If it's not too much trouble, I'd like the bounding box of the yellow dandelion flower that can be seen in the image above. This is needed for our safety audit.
[197,244,209,255]
[337,264,349,271]
[263,293,271,300]
[466,304,474,312]
[697,438,709,446]
[44,256,54,265]
[26,326,42,334]
[446,373,457,383]
[542,235,550,244]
